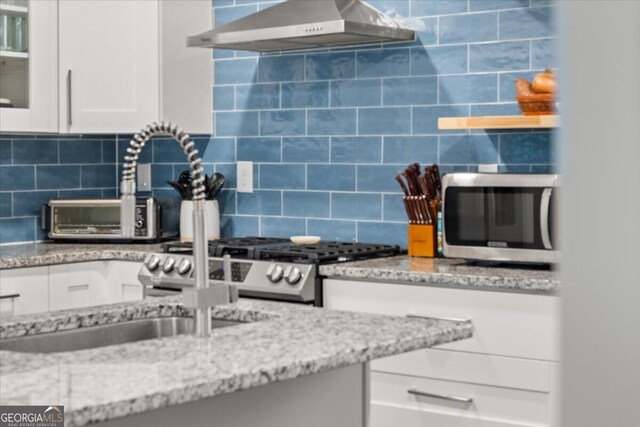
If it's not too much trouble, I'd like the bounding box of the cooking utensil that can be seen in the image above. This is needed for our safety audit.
[178,171,193,199]
[167,181,189,199]
[206,173,225,200]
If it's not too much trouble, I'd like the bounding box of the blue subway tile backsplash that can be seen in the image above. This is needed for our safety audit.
[235,83,280,110]
[282,137,330,163]
[410,45,468,76]
[307,165,355,192]
[439,74,499,104]
[411,0,468,17]
[470,0,530,12]
[383,77,437,106]
[283,191,331,219]
[331,79,382,107]
[439,12,498,44]
[469,40,531,72]
[356,49,411,78]
[305,52,356,80]
[331,137,382,164]
[0,0,557,246]
[358,107,412,135]
[307,109,357,135]
[499,7,556,40]
[282,82,329,109]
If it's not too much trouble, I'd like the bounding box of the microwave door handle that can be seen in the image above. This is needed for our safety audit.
[540,188,553,250]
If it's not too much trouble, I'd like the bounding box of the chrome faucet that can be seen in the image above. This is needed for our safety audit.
[120,122,236,337]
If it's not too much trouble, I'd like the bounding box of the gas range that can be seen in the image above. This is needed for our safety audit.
[138,237,402,306]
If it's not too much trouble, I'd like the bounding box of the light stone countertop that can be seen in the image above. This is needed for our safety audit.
[0,243,559,292]
[319,256,559,293]
[0,297,472,427]
[0,243,164,269]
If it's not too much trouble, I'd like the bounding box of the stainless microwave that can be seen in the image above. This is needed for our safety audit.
[42,198,162,241]
[442,173,559,264]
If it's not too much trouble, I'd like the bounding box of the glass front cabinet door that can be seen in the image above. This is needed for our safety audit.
[0,0,58,132]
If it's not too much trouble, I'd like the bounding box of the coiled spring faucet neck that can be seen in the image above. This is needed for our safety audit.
[120,121,233,337]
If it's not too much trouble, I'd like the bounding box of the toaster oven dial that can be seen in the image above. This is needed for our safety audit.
[177,258,192,275]
[145,255,161,272]
[162,257,176,273]
[135,220,144,228]
[284,266,302,285]
[265,264,284,283]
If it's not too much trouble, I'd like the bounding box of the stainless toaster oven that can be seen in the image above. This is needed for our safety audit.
[42,198,162,241]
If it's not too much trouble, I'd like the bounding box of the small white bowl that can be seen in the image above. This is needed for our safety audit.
[290,235,321,245]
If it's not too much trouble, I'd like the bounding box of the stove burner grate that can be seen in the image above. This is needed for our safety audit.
[162,237,402,264]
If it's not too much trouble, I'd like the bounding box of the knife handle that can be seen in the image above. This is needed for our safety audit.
[395,174,410,196]
[418,174,432,200]
[402,172,417,195]
[402,197,414,224]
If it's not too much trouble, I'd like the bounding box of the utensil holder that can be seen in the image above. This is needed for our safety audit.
[180,200,220,242]
[407,224,436,258]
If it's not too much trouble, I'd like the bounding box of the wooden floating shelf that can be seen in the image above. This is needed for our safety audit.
[438,115,559,130]
[0,50,28,59]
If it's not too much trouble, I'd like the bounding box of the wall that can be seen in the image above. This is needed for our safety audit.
[207,0,558,246]
[0,134,226,244]
[0,0,558,246]
[0,135,118,243]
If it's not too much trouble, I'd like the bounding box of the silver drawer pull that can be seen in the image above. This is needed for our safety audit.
[0,293,20,300]
[68,284,89,292]
[408,388,473,405]
[406,314,471,324]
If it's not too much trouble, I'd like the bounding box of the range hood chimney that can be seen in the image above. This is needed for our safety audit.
[188,0,415,53]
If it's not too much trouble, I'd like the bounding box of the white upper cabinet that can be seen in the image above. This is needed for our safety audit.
[1,0,212,134]
[58,0,159,134]
[0,0,58,133]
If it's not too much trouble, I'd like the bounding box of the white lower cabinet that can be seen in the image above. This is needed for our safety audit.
[323,278,561,427]
[371,371,549,427]
[108,261,144,303]
[0,267,49,317]
[0,261,144,315]
[49,262,104,310]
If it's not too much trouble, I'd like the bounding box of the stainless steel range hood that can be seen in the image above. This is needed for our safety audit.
[187,0,415,52]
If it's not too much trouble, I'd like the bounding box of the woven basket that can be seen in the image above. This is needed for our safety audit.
[516,94,555,116]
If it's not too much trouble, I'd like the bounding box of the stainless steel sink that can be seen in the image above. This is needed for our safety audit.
[0,317,239,353]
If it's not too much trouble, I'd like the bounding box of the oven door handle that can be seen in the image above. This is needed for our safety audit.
[144,288,181,297]
[540,188,553,250]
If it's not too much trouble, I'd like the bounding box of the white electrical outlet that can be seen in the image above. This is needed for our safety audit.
[137,164,152,191]
[478,164,499,173]
[237,161,254,193]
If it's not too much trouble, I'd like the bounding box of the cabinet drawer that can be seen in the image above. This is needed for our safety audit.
[324,279,560,361]
[372,348,552,392]
[371,371,549,427]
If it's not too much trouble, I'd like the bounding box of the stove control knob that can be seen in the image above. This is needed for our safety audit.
[162,257,176,273]
[146,255,161,272]
[284,266,302,285]
[266,264,284,283]
[177,258,192,275]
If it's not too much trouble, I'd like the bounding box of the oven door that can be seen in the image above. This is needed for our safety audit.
[442,174,558,263]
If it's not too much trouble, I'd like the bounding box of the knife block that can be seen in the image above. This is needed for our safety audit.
[407,224,436,257]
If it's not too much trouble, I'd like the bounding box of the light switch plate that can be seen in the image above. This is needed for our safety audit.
[478,164,499,173]
[137,164,152,191]
[237,161,253,193]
